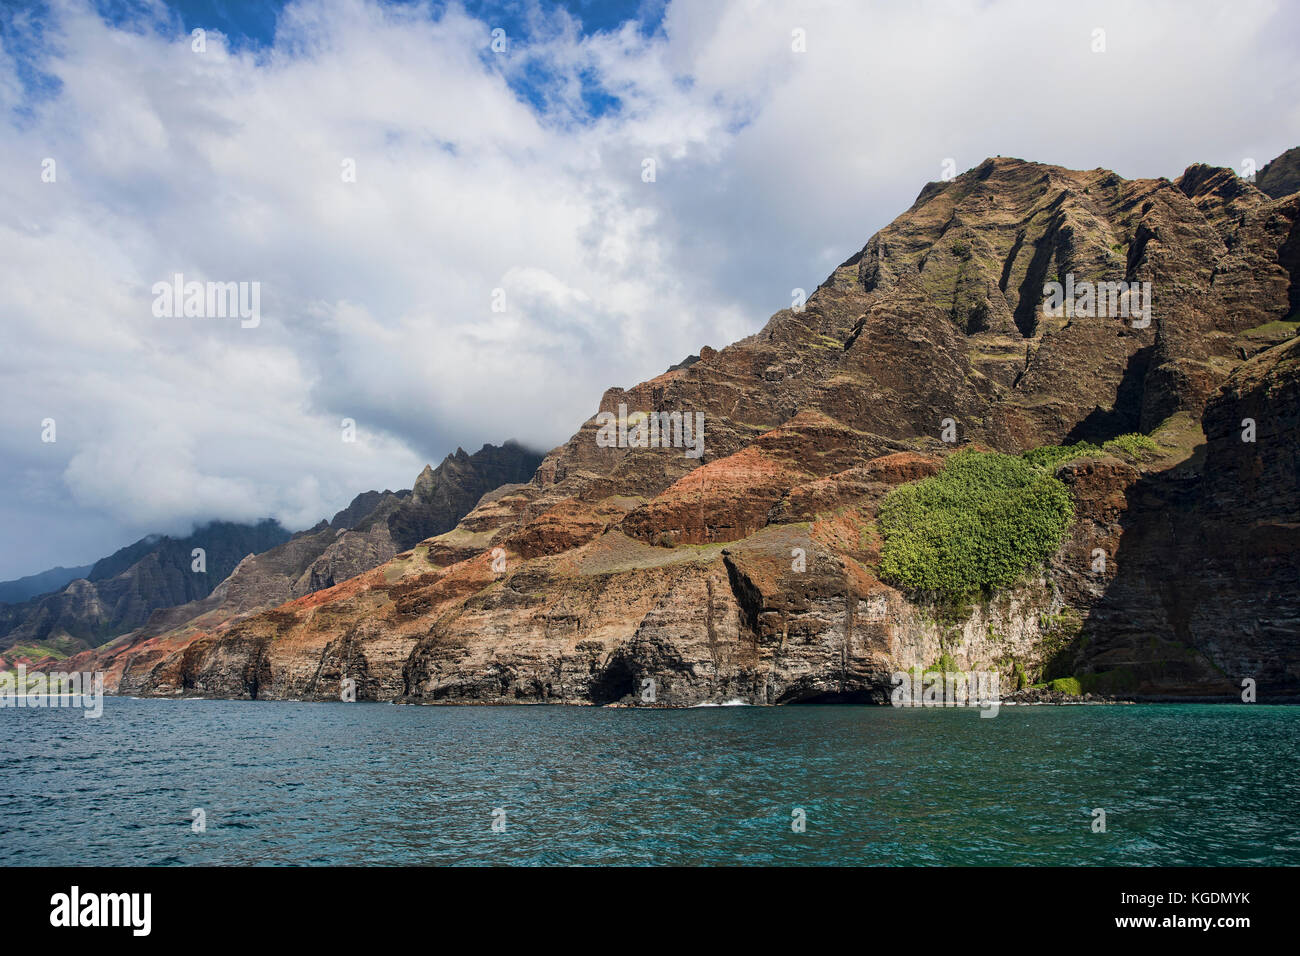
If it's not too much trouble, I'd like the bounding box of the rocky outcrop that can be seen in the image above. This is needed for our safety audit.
[54,150,1300,705]
[53,441,543,679]
[380,441,543,551]
[1257,146,1300,200]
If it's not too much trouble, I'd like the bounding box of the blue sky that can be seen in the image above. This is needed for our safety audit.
[1,0,1298,579]
[16,0,663,45]
[148,0,666,45]
[3,0,661,116]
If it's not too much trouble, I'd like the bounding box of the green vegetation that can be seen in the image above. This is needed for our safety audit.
[1239,318,1299,340]
[1020,431,1159,471]
[1101,432,1158,459]
[877,450,1074,599]
[1046,677,1082,695]
[923,652,960,677]
[2,643,70,662]
[1038,607,1085,680]
[1039,607,1084,642]
[1021,442,1102,470]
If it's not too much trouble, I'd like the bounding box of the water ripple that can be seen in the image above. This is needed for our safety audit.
[1,700,1297,865]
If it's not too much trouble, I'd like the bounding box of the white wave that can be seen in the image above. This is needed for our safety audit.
[691,698,751,707]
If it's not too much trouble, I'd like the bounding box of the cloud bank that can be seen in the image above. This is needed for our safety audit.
[1,0,1297,578]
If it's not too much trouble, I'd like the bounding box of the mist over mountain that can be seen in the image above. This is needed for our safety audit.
[3,0,1297,581]
[0,440,542,669]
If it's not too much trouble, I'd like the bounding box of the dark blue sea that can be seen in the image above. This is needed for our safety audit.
[2,699,1297,865]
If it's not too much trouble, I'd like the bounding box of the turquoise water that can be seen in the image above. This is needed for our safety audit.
[2,699,1297,865]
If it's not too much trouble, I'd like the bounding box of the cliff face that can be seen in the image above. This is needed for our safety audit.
[1040,349,1300,698]
[65,152,1300,704]
[51,441,543,682]
[1090,338,1300,692]
[372,440,545,552]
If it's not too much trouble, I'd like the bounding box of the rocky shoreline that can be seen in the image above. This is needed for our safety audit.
[96,688,1293,708]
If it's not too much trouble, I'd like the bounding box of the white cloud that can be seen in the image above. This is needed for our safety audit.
[1,0,1297,578]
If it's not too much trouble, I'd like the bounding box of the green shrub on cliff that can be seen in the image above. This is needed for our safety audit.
[1021,441,1102,471]
[877,450,1074,598]
[1047,677,1082,695]
[922,652,960,677]
[1101,432,1158,459]
[1020,432,1158,472]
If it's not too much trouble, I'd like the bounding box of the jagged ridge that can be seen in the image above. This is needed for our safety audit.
[54,150,1300,703]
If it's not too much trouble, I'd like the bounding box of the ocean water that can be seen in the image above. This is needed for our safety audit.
[1,698,1297,866]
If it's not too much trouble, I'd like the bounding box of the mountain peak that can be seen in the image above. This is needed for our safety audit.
[1257,146,1300,199]
[38,148,1300,707]
[411,464,438,503]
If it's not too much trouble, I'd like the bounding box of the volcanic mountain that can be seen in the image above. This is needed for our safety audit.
[3,440,541,671]
[61,151,1300,704]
